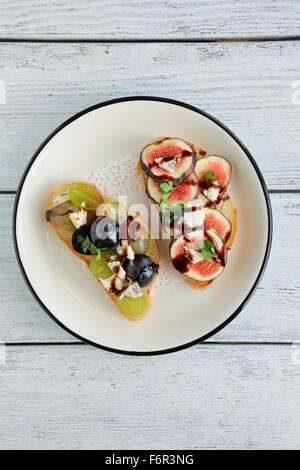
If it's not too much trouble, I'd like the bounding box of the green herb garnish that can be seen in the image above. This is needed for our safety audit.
[159,181,173,194]
[77,235,103,260]
[202,170,217,182]
[199,239,218,260]
[158,181,175,207]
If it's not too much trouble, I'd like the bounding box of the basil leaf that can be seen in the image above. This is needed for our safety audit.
[159,193,170,207]
[159,181,173,194]
[200,239,218,260]
[202,170,217,182]
[79,234,103,257]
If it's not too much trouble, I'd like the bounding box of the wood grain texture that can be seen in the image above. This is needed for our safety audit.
[2,192,299,343]
[0,0,299,40]
[0,343,299,449]
[0,41,299,191]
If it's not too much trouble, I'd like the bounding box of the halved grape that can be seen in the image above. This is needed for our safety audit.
[114,294,147,318]
[90,256,113,279]
[69,183,103,210]
[130,237,150,254]
[96,202,119,220]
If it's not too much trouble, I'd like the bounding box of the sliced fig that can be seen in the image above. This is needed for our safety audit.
[161,198,204,240]
[140,138,196,185]
[146,172,199,206]
[204,207,231,243]
[195,155,231,193]
[197,192,216,209]
[169,228,227,282]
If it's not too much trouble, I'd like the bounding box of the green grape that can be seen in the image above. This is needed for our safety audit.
[96,202,118,220]
[114,295,147,318]
[90,256,113,279]
[68,183,102,210]
[130,238,150,254]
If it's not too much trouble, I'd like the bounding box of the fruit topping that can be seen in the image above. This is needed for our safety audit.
[123,254,159,287]
[69,201,87,229]
[114,294,147,318]
[126,213,151,254]
[146,172,199,206]
[130,237,150,254]
[140,138,196,185]
[71,225,92,254]
[161,199,204,239]
[46,202,80,232]
[197,192,216,208]
[204,207,231,243]
[68,183,104,210]
[96,202,119,220]
[169,228,227,282]
[90,256,114,280]
[195,156,231,201]
[90,216,120,251]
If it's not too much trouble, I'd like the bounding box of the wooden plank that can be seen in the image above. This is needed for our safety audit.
[1,192,299,343]
[0,41,299,191]
[0,0,299,40]
[0,343,299,449]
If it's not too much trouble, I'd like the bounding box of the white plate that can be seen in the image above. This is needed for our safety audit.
[13,97,272,355]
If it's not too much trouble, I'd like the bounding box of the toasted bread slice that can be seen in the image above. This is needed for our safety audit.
[46,182,159,320]
[137,138,237,289]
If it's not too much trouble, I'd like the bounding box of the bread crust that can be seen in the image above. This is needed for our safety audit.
[137,138,237,290]
[46,182,159,320]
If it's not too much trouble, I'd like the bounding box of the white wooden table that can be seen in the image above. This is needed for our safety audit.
[0,0,300,450]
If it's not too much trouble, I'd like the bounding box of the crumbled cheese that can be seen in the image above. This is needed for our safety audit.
[107,261,126,280]
[182,199,205,228]
[117,240,134,261]
[100,274,124,292]
[53,191,69,207]
[69,202,87,229]
[203,185,219,202]
[154,156,178,173]
[184,246,204,264]
[119,282,143,300]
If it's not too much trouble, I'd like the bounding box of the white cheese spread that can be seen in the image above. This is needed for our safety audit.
[53,191,69,207]
[117,240,134,261]
[184,246,204,264]
[100,274,124,292]
[107,261,126,280]
[69,202,87,229]
[154,156,179,173]
[203,185,219,202]
[119,282,143,299]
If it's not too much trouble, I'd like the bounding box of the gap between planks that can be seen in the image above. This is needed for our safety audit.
[0,35,300,44]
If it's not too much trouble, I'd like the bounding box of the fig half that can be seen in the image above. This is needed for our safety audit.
[140,138,196,185]
[195,155,231,198]
[204,207,231,243]
[169,228,227,282]
[146,172,199,206]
